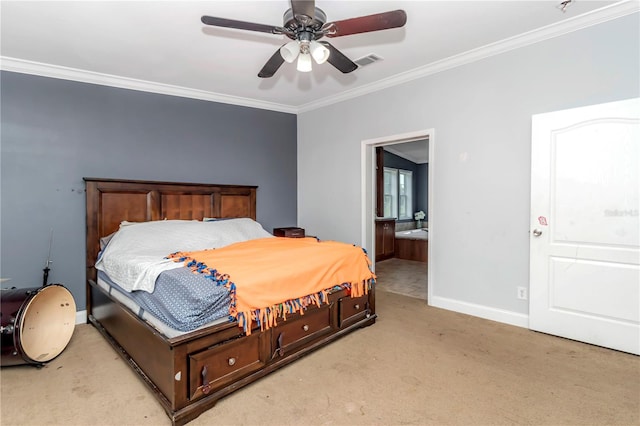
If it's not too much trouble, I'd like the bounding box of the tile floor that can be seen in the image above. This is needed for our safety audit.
[374,257,427,300]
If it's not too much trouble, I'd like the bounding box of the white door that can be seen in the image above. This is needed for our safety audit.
[530,98,640,355]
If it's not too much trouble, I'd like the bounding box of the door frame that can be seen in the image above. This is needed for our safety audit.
[361,128,435,303]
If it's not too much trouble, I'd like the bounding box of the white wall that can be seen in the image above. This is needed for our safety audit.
[297,13,639,324]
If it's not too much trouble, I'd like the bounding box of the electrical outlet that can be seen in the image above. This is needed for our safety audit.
[517,286,528,300]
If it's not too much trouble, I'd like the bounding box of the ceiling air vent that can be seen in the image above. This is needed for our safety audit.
[354,54,383,68]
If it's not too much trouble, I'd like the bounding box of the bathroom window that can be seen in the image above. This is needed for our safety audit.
[399,170,413,219]
[383,168,397,218]
[383,167,413,220]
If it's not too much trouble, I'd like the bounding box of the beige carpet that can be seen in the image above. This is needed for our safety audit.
[1,290,638,426]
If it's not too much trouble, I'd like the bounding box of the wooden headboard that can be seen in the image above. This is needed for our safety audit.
[84,178,257,284]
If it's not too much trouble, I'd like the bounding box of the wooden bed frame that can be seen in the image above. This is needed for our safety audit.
[84,178,376,425]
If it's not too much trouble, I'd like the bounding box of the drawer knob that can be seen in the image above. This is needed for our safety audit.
[228,357,236,366]
[302,325,309,332]
[354,304,360,310]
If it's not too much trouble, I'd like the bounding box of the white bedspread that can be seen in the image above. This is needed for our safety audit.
[95,218,273,293]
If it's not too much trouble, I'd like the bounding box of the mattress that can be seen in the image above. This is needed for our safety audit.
[97,269,231,339]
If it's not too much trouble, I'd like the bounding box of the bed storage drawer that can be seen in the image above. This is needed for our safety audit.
[338,294,371,328]
[189,332,269,400]
[271,305,332,358]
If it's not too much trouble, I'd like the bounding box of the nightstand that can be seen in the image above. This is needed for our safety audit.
[273,227,305,238]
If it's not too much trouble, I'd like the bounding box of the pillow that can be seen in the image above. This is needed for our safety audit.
[99,220,173,249]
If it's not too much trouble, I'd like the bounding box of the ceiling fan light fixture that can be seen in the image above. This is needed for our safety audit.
[201,4,407,78]
[309,40,330,64]
[280,40,300,63]
[296,52,313,72]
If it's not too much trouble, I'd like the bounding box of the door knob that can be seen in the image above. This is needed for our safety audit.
[532,229,542,237]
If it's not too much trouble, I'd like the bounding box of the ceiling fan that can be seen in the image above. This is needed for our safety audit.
[201,0,407,78]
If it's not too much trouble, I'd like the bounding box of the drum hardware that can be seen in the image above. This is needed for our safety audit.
[42,229,53,287]
[1,323,15,334]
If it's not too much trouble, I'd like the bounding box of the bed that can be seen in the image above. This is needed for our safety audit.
[84,178,377,425]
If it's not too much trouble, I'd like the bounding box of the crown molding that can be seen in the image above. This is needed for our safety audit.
[0,57,298,114]
[297,0,640,113]
[1,1,637,115]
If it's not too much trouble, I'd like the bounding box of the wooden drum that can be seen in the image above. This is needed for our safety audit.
[1,285,76,366]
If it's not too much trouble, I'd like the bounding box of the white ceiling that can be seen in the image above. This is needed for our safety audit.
[385,139,429,164]
[1,1,633,113]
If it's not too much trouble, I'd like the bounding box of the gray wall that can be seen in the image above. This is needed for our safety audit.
[297,14,639,324]
[0,72,297,310]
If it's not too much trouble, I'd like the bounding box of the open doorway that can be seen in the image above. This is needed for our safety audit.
[361,129,434,303]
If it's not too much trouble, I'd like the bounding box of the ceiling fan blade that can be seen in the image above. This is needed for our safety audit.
[201,15,281,34]
[291,0,315,23]
[323,9,407,38]
[319,42,358,74]
[258,47,286,78]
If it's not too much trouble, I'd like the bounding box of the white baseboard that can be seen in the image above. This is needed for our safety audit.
[75,310,87,325]
[430,295,529,329]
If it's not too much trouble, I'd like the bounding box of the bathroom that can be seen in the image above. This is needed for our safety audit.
[374,142,429,300]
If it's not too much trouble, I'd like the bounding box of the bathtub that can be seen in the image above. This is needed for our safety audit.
[395,228,429,240]
[394,228,428,262]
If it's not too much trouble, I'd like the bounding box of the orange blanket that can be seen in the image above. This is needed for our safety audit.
[168,237,375,334]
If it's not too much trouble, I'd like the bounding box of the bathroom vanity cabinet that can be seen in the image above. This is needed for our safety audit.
[375,219,396,262]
